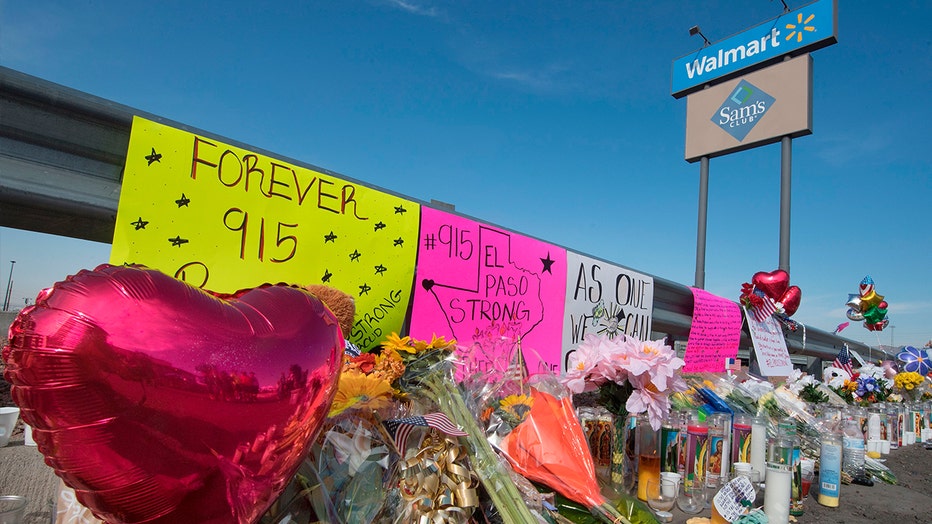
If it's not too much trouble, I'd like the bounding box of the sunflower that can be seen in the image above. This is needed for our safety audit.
[381,332,414,354]
[329,370,394,417]
[428,334,456,349]
[499,393,534,425]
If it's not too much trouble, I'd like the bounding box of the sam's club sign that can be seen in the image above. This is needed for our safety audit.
[671,0,836,98]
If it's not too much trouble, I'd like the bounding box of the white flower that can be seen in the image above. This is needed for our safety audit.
[741,379,774,400]
[325,422,389,476]
[857,363,884,380]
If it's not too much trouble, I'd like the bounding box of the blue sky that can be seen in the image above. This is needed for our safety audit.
[1,0,929,349]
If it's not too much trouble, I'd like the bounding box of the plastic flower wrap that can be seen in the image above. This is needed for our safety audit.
[489,373,637,524]
[757,386,827,459]
[391,423,481,523]
[384,333,541,524]
[315,416,393,523]
[680,374,743,415]
[310,338,407,523]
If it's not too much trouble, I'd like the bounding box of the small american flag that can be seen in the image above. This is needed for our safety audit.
[752,289,778,322]
[834,344,854,377]
[383,413,467,453]
[725,357,741,373]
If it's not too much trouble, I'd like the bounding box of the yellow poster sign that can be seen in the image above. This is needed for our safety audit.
[111,116,420,351]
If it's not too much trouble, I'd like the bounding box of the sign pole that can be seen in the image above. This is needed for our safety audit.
[779,136,792,272]
[695,156,709,288]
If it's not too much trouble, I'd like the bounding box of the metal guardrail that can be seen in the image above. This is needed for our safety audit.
[0,66,885,363]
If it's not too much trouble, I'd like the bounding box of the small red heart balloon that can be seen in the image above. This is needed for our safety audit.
[779,286,802,317]
[2,265,343,524]
[751,270,790,301]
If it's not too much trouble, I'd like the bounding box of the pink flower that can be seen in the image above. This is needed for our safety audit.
[563,334,610,394]
[626,374,671,431]
[625,337,685,393]
[561,333,686,428]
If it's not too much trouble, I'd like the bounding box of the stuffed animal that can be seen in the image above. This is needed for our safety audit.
[306,284,357,355]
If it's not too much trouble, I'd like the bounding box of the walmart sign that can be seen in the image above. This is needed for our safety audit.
[671,0,836,98]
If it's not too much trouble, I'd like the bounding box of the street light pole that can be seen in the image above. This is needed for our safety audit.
[2,260,15,311]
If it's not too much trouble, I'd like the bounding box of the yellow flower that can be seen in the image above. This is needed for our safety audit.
[895,371,924,392]
[499,393,534,422]
[381,332,415,354]
[429,334,456,350]
[412,336,432,352]
[329,370,394,417]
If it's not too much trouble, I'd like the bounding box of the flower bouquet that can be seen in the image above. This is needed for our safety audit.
[563,334,687,432]
[381,333,541,524]
[479,342,650,524]
[556,333,688,522]
[826,363,895,407]
[893,371,930,402]
[301,334,407,523]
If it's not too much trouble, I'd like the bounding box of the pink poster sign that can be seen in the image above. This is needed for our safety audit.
[684,288,742,373]
[409,207,567,376]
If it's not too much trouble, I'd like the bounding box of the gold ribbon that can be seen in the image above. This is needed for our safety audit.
[397,430,479,523]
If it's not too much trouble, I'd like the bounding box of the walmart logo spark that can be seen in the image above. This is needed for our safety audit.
[785,12,816,43]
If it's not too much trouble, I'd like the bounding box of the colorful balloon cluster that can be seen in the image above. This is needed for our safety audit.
[846,275,889,331]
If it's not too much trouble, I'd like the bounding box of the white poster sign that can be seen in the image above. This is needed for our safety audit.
[562,252,653,373]
[745,308,793,376]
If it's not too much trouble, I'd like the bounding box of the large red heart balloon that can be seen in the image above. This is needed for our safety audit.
[2,265,343,524]
[779,286,802,317]
[751,270,790,301]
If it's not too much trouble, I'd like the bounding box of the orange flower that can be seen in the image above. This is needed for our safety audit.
[347,353,376,374]
[373,349,405,383]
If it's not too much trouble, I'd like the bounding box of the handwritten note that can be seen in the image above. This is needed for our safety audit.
[684,288,742,373]
[409,207,567,376]
[712,476,757,521]
[563,252,654,373]
[745,307,793,376]
[111,117,421,351]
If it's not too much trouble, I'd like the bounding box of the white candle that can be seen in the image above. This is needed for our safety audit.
[764,465,792,524]
[867,413,882,441]
[750,418,767,482]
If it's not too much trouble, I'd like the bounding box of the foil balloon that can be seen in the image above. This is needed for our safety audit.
[846,308,865,321]
[862,305,888,325]
[859,290,885,310]
[881,360,899,380]
[846,294,862,312]
[1,265,343,524]
[751,269,790,301]
[778,285,802,317]
[897,346,931,376]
